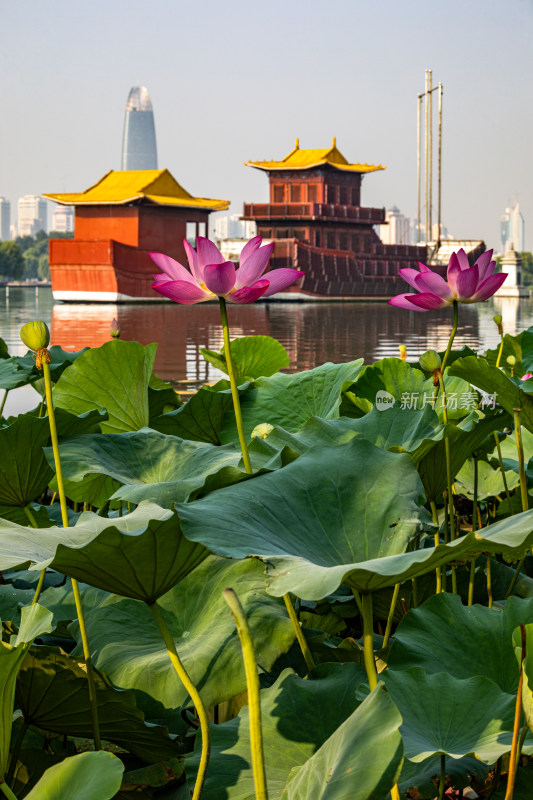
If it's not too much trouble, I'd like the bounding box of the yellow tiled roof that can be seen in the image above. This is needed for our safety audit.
[44,169,229,210]
[245,139,385,174]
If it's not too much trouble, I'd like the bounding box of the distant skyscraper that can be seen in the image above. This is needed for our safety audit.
[377,206,410,245]
[501,202,525,252]
[17,195,47,237]
[121,86,158,170]
[52,204,74,233]
[0,197,10,240]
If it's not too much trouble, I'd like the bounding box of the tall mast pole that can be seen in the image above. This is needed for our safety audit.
[428,69,433,244]
[417,93,422,244]
[437,82,443,249]
[424,69,429,245]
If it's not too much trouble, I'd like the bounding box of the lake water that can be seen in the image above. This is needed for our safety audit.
[2,285,532,417]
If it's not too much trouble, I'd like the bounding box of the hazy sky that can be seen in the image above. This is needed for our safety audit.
[2,0,532,250]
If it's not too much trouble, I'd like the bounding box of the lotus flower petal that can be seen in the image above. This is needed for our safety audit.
[388,293,429,312]
[203,262,236,296]
[149,253,197,283]
[261,268,305,297]
[235,243,275,288]
[196,237,225,274]
[456,265,479,300]
[152,280,210,304]
[229,280,270,304]
[456,249,470,270]
[408,292,451,310]
[414,271,453,300]
[398,268,424,290]
[417,262,432,273]
[240,235,263,264]
[470,272,508,302]
[152,272,173,285]
[475,250,494,283]
[183,240,203,284]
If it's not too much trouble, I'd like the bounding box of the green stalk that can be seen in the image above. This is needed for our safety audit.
[150,601,211,800]
[486,553,493,608]
[505,624,526,800]
[0,390,8,418]
[505,555,527,600]
[494,432,512,506]
[514,409,529,512]
[440,300,459,373]
[468,456,479,606]
[516,723,528,768]
[496,331,504,369]
[361,592,378,691]
[22,506,46,604]
[430,499,442,593]
[223,589,268,800]
[437,754,446,800]
[383,584,400,648]
[438,371,457,593]
[0,783,18,800]
[41,357,101,750]
[218,297,252,475]
[283,593,315,672]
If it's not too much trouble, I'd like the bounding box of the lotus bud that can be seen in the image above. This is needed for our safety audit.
[507,356,516,366]
[20,320,50,351]
[398,344,407,361]
[419,350,442,374]
[251,423,274,440]
[522,374,533,381]
[110,318,121,339]
[493,314,503,334]
[162,403,177,414]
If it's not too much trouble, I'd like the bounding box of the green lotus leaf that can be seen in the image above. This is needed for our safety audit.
[186,663,366,799]
[0,585,35,623]
[399,755,489,797]
[389,593,533,694]
[220,360,364,445]
[201,335,289,380]
[450,356,533,433]
[494,425,533,476]
[177,439,533,598]
[54,407,109,437]
[0,604,53,778]
[53,340,157,433]
[483,330,527,375]
[148,372,181,420]
[343,357,472,422]
[46,429,242,508]
[23,751,123,800]
[150,379,240,444]
[0,414,53,506]
[0,356,36,390]
[491,762,533,799]
[40,583,110,629]
[282,683,402,800]
[456,458,519,500]
[48,471,121,509]
[513,623,533,735]
[0,503,53,527]
[16,345,89,386]
[73,557,295,719]
[0,502,209,603]
[16,646,178,761]
[385,668,522,763]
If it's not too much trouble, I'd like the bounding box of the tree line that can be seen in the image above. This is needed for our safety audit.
[0,231,73,282]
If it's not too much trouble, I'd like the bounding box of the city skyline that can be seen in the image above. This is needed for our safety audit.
[1,0,532,252]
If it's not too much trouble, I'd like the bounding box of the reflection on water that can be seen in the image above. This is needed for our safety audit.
[1,286,532,415]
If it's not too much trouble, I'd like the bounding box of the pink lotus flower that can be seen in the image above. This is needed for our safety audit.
[149,236,304,304]
[522,374,533,381]
[388,249,507,312]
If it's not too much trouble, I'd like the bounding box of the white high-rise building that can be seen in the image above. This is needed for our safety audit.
[212,214,256,242]
[17,195,47,237]
[51,205,74,233]
[0,197,10,240]
[377,207,411,245]
[501,202,525,253]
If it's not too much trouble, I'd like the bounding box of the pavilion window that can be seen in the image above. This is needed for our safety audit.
[326,231,336,249]
[326,185,337,204]
[273,185,285,203]
[290,184,302,202]
[339,232,348,250]
[307,184,319,202]
[339,186,348,205]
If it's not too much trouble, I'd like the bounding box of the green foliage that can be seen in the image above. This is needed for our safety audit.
[0,241,24,280]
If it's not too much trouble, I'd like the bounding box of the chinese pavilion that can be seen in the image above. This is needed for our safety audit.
[44,169,229,302]
[243,139,427,299]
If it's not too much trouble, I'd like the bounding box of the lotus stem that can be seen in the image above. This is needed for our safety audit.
[430,499,442,593]
[0,390,8,417]
[505,623,526,800]
[438,371,457,593]
[440,300,459,374]
[513,409,528,512]
[282,593,315,672]
[22,506,47,604]
[0,783,18,800]
[437,754,446,800]
[219,297,252,474]
[468,456,479,606]
[390,785,401,800]
[383,584,400,648]
[494,432,512,507]
[486,554,493,608]
[41,356,101,750]
[5,720,28,788]
[150,600,211,800]
[361,592,378,691]
[516,722,528,768]
[505,555,527,600]
[496,331,504,369]
[223,588,268,800]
